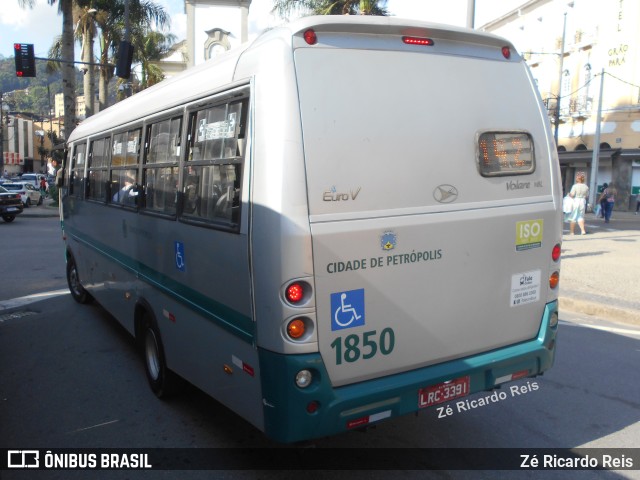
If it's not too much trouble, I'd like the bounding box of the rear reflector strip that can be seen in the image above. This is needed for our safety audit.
[346,410,392,429]
[495,370,529,385]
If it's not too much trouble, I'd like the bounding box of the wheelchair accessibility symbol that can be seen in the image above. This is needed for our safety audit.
[175,241,186,272]
[331,289,365,331]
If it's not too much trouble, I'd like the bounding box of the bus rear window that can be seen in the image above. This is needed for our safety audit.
[477,132,535,177]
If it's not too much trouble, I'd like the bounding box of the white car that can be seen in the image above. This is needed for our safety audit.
[1,182,43,207]
[18,173,48,188]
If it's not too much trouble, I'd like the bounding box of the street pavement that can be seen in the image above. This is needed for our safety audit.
[560,209,640,325]
[21,198,640,325]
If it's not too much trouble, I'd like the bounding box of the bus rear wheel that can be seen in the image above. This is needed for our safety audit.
[142,315,182,398]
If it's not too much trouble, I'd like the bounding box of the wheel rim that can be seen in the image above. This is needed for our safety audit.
[145,329,161,381]
[68,264,82,296]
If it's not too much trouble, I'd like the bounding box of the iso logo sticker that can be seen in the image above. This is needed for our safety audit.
[516,219,543,251]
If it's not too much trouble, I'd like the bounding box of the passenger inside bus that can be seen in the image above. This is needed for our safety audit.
[112,176,137,205]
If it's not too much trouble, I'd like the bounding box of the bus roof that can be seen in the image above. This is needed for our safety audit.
[67,15,515,142]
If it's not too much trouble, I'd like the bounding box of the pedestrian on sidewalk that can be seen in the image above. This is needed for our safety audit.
[39,176,47,198]
[565,173,589,235]
[598,183,608,218]
[598,183,617,223]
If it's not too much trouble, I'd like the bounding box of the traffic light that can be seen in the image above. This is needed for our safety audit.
[116,41,134,79]
[14,43,36,78]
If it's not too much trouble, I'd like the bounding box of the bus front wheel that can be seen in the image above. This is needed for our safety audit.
[142,315,182,398]
[66,256,91,304]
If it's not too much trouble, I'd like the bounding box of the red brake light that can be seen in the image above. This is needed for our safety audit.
[552,244,561,262]
[502,46,511,59]
[286,283,304,303]
[402,36,434,46]
[303,29,317,45]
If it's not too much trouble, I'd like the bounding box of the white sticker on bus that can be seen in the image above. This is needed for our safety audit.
[510,270,541,307]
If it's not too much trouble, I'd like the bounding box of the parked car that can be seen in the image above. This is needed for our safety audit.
[18,173,47,188]
[0,185,24,222]
[1,182,44,207]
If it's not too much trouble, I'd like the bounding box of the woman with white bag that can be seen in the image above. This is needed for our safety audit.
[564,173,589,235]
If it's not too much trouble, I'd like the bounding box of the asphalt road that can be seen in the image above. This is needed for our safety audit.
[1,216,639,479]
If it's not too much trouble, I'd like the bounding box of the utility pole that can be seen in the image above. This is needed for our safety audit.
[554,12,567,145]
[589,69,605,208]
[466,0,475,29]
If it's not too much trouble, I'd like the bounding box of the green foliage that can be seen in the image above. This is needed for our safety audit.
[48,183,59,206]
[273,0,389,17]
[0,57,81,117]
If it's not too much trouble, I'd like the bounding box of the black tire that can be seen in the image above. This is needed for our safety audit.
[142,314,182,398]
[2,215,16,223]
[38,196,43,205]
[25,198,31,208]
[66,256,92,304]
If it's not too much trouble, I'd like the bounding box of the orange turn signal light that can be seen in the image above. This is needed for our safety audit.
[549,271,560,289]
[287,319,306,339]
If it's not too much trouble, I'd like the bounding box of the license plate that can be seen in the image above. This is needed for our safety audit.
[7,207,18,212]
[418,376,470,408]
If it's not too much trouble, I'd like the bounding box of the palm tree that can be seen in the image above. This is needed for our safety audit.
[93,0,171,108]
[134,30,176,89]
[18,0,76,138]
[75,1,99,117]
[272,0,388,17]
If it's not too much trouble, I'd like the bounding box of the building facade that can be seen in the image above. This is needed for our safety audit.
[2,116,36,177]
[481,0,640,210]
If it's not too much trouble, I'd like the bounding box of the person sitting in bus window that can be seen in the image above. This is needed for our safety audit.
[113,176,136,204]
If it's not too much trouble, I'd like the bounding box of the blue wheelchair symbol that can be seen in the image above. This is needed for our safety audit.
[175,241,186,272]
[331,289,365,331]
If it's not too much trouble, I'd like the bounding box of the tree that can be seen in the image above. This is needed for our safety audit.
[75,1,99,117]
[272,0,388,17]
[93,0,171,108]
[18,0,76,139]
[134,30,176,89]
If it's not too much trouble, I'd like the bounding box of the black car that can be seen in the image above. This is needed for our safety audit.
[0,185,24,222]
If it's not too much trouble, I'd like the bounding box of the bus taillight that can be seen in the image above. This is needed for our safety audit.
[303,29,317,45]
[402,36,434,46]
[552,243,561,262]
[549,271,559,289]
[286,282,304,303]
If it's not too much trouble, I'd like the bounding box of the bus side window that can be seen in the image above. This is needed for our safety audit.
[109,128,141,208]
[87,137,110,202]
[181,97,246,230]
[70,143,87,198]
[143,116,181,216]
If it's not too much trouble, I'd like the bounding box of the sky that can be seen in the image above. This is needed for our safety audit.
[0,0,523,60]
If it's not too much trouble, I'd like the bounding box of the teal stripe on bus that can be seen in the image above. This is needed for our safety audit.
[66,226,255,344]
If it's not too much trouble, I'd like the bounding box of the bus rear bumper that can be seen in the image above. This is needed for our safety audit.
[259,301,558,443]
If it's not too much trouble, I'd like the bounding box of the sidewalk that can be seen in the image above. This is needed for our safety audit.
[22,197,640,325]
[559,210,640,326]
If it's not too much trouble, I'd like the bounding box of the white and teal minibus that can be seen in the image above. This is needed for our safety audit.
[59,16,562,443]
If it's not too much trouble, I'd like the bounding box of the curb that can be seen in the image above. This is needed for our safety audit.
[559,296,640,327]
